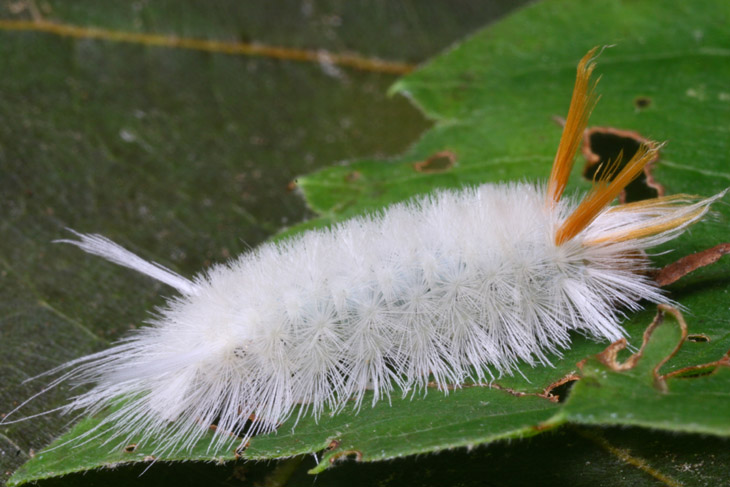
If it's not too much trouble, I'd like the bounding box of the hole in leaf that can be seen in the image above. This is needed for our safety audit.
[329,449,363,465]
[547,379,578,403]
[670,365,717,379]
[581,128,662,203]
[687,334,711,343]
[634,96,652,109]
[124,443,137,453]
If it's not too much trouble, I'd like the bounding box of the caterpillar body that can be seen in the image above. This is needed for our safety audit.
[10,50,725,454]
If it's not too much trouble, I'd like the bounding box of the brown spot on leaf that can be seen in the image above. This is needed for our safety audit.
[326,439,341,451]
[426,380,460,391]
[426,380,550,401]
[655,243,730,287]
[581,127,663,202]
[286,180,298,192]
[234,441,250,459]
[591,338,630,371]
[344,171,361,182]
[488,383,531,398]
[124,443,137,453]
[413,151,457,174]
[531,421,559,433]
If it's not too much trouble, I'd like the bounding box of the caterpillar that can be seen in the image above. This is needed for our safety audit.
[7,49,725,455]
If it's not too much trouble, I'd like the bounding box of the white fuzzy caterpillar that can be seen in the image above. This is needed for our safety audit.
[8,50,726,454]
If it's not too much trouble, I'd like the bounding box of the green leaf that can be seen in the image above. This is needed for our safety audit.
[9,382,560,483]
[9,426,730,487]
[558,306,730,435]
[4,0,730,485]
